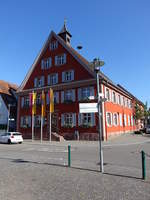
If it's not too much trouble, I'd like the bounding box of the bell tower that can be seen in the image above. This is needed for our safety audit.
[58,20,72,45]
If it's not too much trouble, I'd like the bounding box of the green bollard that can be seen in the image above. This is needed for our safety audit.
[68,145,71,167]
[141,150,146,180]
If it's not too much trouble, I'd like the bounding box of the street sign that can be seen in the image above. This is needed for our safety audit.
[79,103,98,113]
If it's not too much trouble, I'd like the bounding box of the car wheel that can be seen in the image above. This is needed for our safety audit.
[8,139,11,144]
[19,142,22,144]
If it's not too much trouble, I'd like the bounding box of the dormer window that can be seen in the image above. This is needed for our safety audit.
[49,41,58,51]
[41,57,52,69]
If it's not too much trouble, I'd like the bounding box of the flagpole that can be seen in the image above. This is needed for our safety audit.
[49,112,51,142]
[41,116,43,143]
[32,114,34,142]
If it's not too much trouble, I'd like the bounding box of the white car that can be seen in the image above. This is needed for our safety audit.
[0,132,23,144]
[146,125,150,134]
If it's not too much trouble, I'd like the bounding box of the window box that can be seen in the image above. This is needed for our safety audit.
[79,124,92,128]
[64,99,73,104]
[62,124,73,128]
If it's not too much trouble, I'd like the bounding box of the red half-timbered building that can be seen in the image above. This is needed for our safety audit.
[17,23,143,140]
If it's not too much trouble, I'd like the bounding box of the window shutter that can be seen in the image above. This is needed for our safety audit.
[56,92,59,103]
[56,41,58,48]
[62,72,65,82]
[64,53,66,64]
[28,116,31,127]
[46,93,50,105]
[47,75,50,85]
[61,91,64,103]
[72,89,75,102]
[78,113,81,126]
[20,117,23,127]
[73,113,76,127]
[71,70,74,81]
[56,73,58,84]
[34,78,37,87]
[91,113,95,126]
[78,88,82,101]
[21,97,24,108]
[49,57,52,67]
[55,56,58,66]
[41,60,44,69]
[61,114,64,126]
[109,90,112,102]
[90,87,94,97]
[41,76,45,86]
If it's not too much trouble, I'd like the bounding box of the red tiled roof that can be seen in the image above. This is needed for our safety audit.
[0,80,18,95]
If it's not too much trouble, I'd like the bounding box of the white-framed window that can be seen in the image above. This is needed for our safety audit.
[54,92,59,104]
[78,113,95,127]
[123,97,125,107]
[105,88,111,101]
[112,91,116,103]
[62,70,74,82]
[131,115,133,126]
[129,100,132,108]
[36,94,41,105]
[35,115,41,127]
[20,116,31,128]
[47,73,58,85]
[34,76,44,88]
[61,113,76,127]
[55,54,66,66]
[49,41,58,51]
[106,112,112,126]
[41,57,52,69]
[128,115,130,126]
[78,87,94,101]
[24,96,29,107]
[61,90,75,103]
[118,94,121,105]
[124,114,127,126]
[119,113,122,126]
[113,113,118,126]
[65,90,73,101]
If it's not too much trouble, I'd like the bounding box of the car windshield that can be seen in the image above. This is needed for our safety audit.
[12,133,22,136]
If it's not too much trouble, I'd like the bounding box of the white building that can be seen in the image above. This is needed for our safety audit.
[0,80,18,131]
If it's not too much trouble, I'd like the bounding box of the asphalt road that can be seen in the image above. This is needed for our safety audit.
[0,133,150,200]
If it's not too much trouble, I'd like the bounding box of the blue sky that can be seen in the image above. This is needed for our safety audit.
[0,0,149,106]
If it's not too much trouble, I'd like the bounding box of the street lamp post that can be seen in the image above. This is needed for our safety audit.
[93,58,104,173]
[7,104,11,132]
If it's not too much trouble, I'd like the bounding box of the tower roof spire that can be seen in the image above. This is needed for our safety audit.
[59,19,72,37]
[58,20,72,44]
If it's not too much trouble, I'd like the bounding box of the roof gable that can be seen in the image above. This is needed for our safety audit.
[18,31,95,92]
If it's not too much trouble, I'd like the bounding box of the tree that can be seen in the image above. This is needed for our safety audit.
[134,103,144,120]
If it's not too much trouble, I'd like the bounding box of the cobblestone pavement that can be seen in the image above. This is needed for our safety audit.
[0,133,150,200]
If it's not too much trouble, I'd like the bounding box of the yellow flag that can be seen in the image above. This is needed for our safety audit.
[41,91,46,117]
[32,92,36,115]
[49,88,54,113]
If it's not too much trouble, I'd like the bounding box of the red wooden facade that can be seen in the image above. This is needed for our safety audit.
[17,24,143,140]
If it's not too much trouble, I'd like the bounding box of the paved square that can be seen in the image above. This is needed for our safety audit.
[0,133,150,200]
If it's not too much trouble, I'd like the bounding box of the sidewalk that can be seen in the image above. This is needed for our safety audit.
[23,133,150,147]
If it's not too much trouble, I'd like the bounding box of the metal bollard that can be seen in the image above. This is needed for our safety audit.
[141,150,146,180]
[68,145,71,167]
